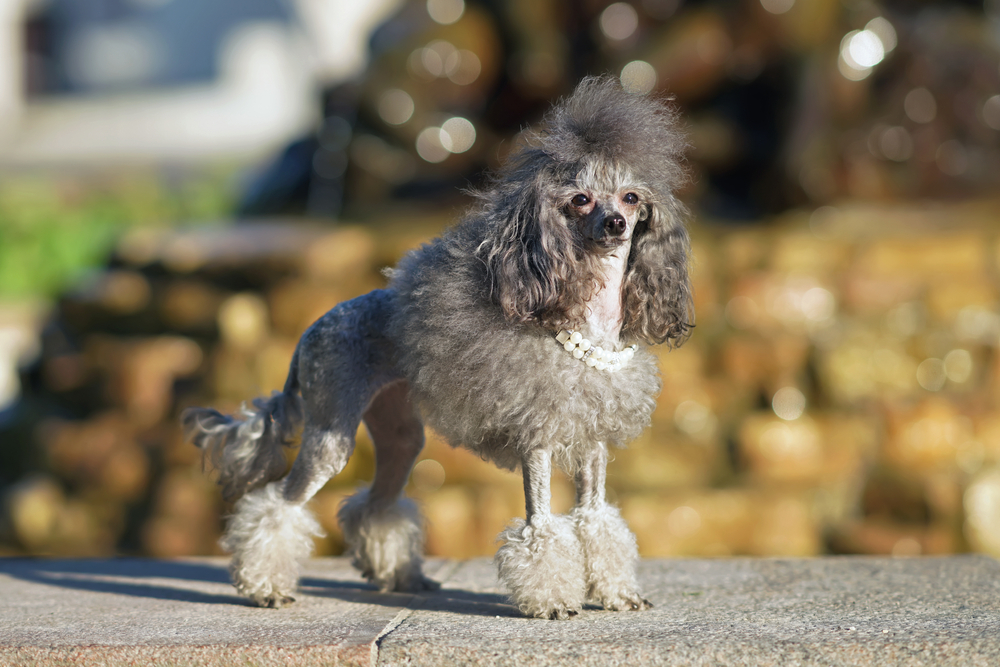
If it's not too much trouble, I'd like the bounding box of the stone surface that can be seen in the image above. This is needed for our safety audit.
[0,557,450,667]
[1,556,999,666]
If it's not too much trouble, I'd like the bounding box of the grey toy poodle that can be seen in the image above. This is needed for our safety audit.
[183,75,693,620]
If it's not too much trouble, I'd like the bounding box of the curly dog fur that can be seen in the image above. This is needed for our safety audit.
[182,76,692,618]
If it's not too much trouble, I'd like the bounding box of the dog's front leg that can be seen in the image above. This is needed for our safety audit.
[572,444,651,611]
[495,448,586,619]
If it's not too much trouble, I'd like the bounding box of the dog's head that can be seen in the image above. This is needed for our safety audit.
[475,76,694,348]
[555,161,652,254]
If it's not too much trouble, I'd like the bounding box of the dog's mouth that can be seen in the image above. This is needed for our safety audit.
[586,237,629,253]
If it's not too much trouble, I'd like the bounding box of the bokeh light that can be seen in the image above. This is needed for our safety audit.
[772,387,806,421]
[838,55,870,81]
[759,0,795,15]
[808,206,843,240]
[440,116,476,153]
[377,89,415,126]
[415,126,450,163]
[600,3,640,41]
[759,422,821,464]
[965,470,1000,556]
[904,88,937,124]
[916,358,947,392]
[837,21,895,81]
[409,41,460,80]
[848,30,885,68]
[877,126,914,162]
[982,95,1000,130]
[427,0,464,25]
[620,60,657,94]
[800,287,836,323]
[667,505,702,538]
[674,400,717,439]
[411,458,446,492]
[445,50,481,85]
[943,349,973,384]
[936,140,968,176]
[865,17,897,53]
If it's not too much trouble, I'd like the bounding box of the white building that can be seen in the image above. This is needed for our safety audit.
[0,0,400,165]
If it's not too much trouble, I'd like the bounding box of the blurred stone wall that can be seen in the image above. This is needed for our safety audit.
[4,200,1000,561]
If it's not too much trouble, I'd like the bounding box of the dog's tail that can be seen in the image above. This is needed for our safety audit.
[182,349,304,502]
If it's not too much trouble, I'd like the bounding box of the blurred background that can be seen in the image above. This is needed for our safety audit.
[2,0,1000,563]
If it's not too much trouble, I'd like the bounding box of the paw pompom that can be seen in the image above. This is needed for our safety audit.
[495,514,586,619]
[222,482,323,606]
[339,489,433,592]
[573,502,650,611]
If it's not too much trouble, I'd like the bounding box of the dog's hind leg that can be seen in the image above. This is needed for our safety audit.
[222,332,378,607]
[338,379,435,592]
[571,444,651,611]
[222,396,363,608]
[495,448,586,619]
[202,291,406,607]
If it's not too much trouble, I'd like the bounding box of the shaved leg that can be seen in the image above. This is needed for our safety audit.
[338,379,435,592]
[523,448,553,522]
[365,380,424,510]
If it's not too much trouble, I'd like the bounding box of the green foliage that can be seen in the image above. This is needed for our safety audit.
[0,167,237,298]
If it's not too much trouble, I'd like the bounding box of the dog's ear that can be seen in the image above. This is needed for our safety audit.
[621,199,694,347]
[477,162,598,329]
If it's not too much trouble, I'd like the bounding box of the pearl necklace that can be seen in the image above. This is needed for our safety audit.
[555,330,638,372]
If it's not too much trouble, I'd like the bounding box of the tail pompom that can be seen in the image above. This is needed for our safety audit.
[182,391,304,502]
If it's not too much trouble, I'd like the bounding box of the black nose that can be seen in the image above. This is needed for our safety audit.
[604,213,627,236]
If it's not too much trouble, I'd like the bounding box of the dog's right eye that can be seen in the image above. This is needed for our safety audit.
[571,194,590,207]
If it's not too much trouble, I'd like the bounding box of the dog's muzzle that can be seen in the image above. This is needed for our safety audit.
[604,213,627,236]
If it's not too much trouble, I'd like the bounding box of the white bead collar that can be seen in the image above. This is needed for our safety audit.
[555,330,637,372]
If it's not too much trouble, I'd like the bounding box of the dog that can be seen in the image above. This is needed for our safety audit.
[182,75,693,620]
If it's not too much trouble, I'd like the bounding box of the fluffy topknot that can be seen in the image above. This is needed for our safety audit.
[529,76,688,201]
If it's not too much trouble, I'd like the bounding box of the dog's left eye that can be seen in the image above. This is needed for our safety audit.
[623,192,639,205]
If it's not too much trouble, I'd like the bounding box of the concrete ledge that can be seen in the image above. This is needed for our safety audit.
[1,555,999,666]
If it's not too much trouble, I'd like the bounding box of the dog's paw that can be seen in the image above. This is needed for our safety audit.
[495,515,586,620]
[257,594,295,609]
[545,605,580,621]
[573,503,651,613]
[414,575,441,592]
[598,592,652,612]
[379,574,440,593]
